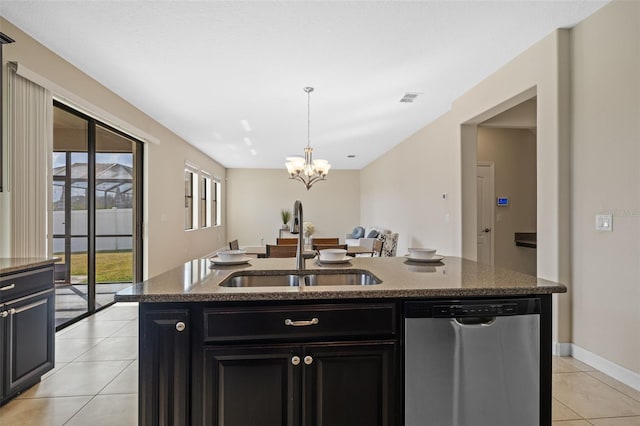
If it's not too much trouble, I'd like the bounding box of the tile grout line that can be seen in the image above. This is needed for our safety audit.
[552,395,585,421]
[584,370,640,404]
[62,394,99,426]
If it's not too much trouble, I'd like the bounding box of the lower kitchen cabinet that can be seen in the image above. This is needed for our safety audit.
[202,341,396,426]
[139,307,190,425]
[0,265,55,405]
[203,345,300,426]
[304,342,396,426]
[139,302,399,426]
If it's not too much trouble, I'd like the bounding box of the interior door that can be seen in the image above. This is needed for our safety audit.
[477,163,494,265]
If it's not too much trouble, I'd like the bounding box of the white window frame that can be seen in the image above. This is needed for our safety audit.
[200,172,212,229]
[213,178,222,227]
[184,163,199,231]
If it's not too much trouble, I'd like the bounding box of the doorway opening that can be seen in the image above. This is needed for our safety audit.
[477,101,537,274]
[462,90,537,275]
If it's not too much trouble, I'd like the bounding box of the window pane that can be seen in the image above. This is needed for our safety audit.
[213,180,221,226]
[185,171,194,230]
[54,236,89,327]
[95,125,136,308]
[53,105,89,329]
[200,175,210,228]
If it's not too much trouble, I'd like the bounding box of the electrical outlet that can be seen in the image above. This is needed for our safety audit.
[595,214,613,231]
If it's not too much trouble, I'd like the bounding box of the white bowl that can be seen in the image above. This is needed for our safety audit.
[408,248,437,259]
[217,249,247,261]
[319,249,347,261]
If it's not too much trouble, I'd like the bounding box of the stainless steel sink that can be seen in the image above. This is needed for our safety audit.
[220,271,381,287]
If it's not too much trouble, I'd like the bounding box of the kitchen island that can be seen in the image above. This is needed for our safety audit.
[116,256,566,425]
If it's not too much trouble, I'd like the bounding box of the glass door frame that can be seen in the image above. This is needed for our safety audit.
[53,100,143,329]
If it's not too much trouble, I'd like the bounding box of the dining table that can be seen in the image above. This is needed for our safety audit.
[240,245,375,258]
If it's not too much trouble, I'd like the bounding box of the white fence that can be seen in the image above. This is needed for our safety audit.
[53,208,133,253]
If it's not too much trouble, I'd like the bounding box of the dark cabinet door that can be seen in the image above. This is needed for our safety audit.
[4,290,55,398]
[139,307,190,426]
[202,345,301,426]
[303,341,397,426]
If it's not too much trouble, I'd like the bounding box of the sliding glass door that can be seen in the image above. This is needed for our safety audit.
[52,102,143,329]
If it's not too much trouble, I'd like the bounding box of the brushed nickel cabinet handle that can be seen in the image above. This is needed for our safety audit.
[0,311,8,318]
[175,322,186,332]
[304,355,313,365]
[284,318,319,327]
[0,284,15,291]
[12,299,46,314]
[291,356,301,366]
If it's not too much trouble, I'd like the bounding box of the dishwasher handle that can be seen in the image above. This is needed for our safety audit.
[454,316,496,327]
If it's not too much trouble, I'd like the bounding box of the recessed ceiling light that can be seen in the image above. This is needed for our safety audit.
[347,154,356,158]
[243,137,252,146]
[241,120,252,132]
[250,149,257,156]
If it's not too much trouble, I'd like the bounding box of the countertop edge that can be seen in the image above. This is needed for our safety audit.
[0,257,59,275]
[115,256,568,303]
[115,286,566,303]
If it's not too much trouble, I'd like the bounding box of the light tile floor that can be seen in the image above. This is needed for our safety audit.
[1,302,639,425]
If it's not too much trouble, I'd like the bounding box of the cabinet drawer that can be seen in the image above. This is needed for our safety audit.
[0,267,53,302]
[203,303,396,343]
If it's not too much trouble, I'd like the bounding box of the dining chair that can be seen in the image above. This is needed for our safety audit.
[228,239,239,250]
[312,244,348,252]
[276,238,298,245]
[265,244,297,258]
[371,239,383,257]
[310,237,339,245]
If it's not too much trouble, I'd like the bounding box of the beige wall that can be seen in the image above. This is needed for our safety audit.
[0,18,226,278]
[571,1,640,373]
[477,127,537,275]
[226,169,359,247]
[360,114,459,255]
[362,29,572,345]
[362,0,640,377]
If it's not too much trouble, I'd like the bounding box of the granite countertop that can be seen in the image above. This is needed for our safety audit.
[115,256,566,303]
[0,257,59,275]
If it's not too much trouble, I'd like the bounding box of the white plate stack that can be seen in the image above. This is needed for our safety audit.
[405,248,444,263]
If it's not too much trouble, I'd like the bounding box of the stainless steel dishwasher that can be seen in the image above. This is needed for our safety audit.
[404,298,540,426]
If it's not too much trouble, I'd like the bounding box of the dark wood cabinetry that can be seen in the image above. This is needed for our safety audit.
[202,345,300,426]
[201,341,396,426]
[139,306,190,425]
[0,265,55,405]
[140,301,399,426]
[303,342,396,426]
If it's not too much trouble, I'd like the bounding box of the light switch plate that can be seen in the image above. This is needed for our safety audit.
[596,214,613,231]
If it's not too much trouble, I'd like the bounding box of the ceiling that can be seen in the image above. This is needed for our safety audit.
[1,1,607,170]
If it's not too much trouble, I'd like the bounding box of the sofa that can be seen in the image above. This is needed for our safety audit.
[346,226,398,257]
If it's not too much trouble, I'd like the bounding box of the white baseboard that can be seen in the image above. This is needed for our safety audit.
[558,343,640,392]
[552,341,572,356]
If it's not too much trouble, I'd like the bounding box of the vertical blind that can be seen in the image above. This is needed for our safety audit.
[7,65,53,257]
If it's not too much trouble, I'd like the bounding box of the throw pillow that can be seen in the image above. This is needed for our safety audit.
[351,226,365,239]
[366,230,379,238]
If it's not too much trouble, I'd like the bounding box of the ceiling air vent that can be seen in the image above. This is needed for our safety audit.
[400,92,420,103]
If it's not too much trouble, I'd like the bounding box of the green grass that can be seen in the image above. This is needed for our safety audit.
[55,251,133,283]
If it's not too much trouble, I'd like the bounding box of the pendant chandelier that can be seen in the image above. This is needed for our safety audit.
[285,87,330,190]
